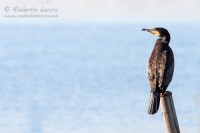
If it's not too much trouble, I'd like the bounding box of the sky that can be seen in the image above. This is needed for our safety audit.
[0,0,200,24]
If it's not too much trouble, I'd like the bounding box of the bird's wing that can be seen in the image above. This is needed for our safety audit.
[159,48,174,90]
[157,50,167,89]
[148,55,157,92]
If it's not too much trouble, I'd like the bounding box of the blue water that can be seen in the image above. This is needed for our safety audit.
[0,24,199,133]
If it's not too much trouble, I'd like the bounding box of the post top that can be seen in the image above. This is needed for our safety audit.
[160,91,172,97]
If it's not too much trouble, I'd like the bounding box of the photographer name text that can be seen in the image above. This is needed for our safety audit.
[5,6,58,13]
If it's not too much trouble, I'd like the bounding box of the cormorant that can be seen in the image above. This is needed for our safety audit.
[142,27,174,115]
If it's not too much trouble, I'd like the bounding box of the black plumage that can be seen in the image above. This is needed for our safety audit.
[142,27,174,115]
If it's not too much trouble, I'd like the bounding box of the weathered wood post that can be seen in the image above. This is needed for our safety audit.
[160,91,180,133]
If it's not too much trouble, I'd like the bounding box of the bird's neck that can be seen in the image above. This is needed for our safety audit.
[158,36,170,45]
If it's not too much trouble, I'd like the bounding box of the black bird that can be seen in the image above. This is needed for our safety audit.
[142,27,174,115]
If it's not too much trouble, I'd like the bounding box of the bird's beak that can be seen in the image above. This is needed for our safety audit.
[142,28,160,36]
[142,28,151,32]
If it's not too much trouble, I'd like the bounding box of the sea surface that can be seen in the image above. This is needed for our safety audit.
[0,23,199,133]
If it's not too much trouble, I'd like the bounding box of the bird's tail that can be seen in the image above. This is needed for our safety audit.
[147,91,160,115]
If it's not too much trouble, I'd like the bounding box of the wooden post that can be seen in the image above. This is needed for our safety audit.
[160,91,180,133]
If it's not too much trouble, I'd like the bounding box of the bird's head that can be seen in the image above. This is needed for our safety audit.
[142,27,170,38]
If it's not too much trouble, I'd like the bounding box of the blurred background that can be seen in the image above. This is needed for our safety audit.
[0,0,200,133]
